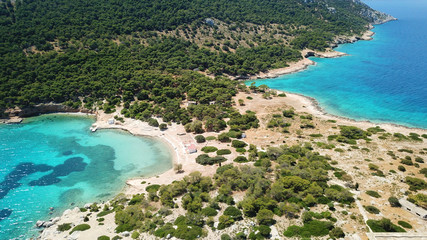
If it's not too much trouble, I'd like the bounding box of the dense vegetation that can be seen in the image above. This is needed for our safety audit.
[0,0,389,119]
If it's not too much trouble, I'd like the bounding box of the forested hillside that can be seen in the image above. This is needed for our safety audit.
[0,0,392,122]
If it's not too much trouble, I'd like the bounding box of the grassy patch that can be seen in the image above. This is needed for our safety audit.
[366,191,381,198]
[57,223,72,232]
[70,224,91,234]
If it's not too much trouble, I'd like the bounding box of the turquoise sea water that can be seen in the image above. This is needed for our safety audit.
[0,114,172,239]
[249,0,427,129]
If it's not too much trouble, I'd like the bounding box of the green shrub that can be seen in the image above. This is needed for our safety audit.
[283,109,295,118]
[235,148,246,153]
[415,157,424,163]
[309,133,323,137]
[407,193,427,209]
[367,218,405,232]
[196,154,226,165]
[201,207,218,217]
[57,223,72,232]
[148,118,159,127]
[154,223,175,238]
[393,133,408,141]
[231,140,247,148]
[405,176,427,191]
[409,133,423,141]
[283,220,333,237]
[146,184,161,192]
[159,123,168,130]
[368,164,379,171]
[400,158,413,165]
[420,168,427,177]
[340,126,368,139]
[397,221,412,229]
[195,135,206,143]
[256,209,274,225]
[201,146,218,153]
[97,209,114,217]
[366,190,381,198]
[206,136,216,141]
[398,148,413,153]
[258,225,271,237]
[227,130,242,139]
[283,225,301,237]
[329,227,345,239]
[221,234,232,240]
[80,207,87,212]
[218,133,231,142]
[98,236,110,240]
[174,224,203,240]
[364,205,380,214]
[234,156,248,163]
[223,206,242,220]
[70,224,91,234]
[367,126,386,134]
[398,165,406,172]
[388,197,401,207]
[217,149,232,155]
[131,231,140,239]
[112,236,122,240]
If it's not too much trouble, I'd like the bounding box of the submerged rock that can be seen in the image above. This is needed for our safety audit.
[0,209,12,221]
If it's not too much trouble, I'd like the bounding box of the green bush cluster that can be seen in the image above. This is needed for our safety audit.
[367,218,405,232]
[364,205,380,214]
[231,140,247,148]
[405,176,427,191]
[195,135,206,143]
[201,146,218,153]
[196,154,227,165]
[216,149,232,155]
[366,190,381,198]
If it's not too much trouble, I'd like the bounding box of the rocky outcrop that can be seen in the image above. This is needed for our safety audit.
[1,103,93,123]
[352,0,397,24]
[35,217,60,229]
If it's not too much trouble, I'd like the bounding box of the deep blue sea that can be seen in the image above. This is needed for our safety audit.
[0,114,172,239]
[249,0,427,129]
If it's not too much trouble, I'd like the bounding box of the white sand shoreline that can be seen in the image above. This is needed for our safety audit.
[279,91,427,134]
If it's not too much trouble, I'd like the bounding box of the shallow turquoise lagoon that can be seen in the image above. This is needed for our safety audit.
[0,114,172,239]
[248,0,427,129]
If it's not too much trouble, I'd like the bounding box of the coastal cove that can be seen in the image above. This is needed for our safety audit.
[248,0,427,129]
[0,114,173,239]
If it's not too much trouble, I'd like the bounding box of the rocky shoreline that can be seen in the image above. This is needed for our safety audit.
[1,103,93,124]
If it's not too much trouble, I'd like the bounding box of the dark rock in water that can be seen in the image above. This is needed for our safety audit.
[29,157,87,186]
[0,209,12,221]
[62,150,73,156]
